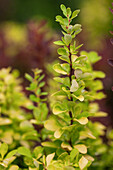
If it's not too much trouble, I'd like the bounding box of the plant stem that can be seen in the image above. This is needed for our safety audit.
[68,45,73,125]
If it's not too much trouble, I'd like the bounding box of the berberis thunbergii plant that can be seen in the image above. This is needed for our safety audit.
[43,4,107,170]
[0,4,111,170]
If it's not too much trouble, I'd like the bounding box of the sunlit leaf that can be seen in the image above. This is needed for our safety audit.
[61,142,72,151]
[74,144,87,154]
[71,10,80,19]
[74,117,88,125]
[46,153,55,167]
[70,79,79,92]
[0,143,8,159]
[17,147,32,158]
[79,156,88,170]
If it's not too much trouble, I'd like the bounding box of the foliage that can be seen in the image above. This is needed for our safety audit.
[80,0,113,49]
[0,4,112,170]
[0,20,57,77]
[108,2,113,90]
[0,67,39,149]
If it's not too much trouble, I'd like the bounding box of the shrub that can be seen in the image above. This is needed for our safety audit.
[0,4,112,170]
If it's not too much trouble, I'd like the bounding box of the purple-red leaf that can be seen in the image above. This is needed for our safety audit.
[110,31,113,35]
[110,38,113,45]
[107,59,113,67]
[110,8,113,14]
[112,86,113,91]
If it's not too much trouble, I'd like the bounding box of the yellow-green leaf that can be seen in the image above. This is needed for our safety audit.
[0,118,12,125]
[3,156,16,166]
[71,10,80,20]
[93,111,107,117]
[53,63,67,75]
[9,165,19,170]
[74,117,88,125]
[17,147,32,158]
[61,142,72,151]
[74,144,87,154]
[79,156,88,170]
[80,130,96,140]
[64,34,72,46]
[46,153,55,167]
[71,55,78,62]
[44,119,61,131]
[0,143,8,159]
[53,103,67,115]
[54,129,63,138]
[84,155,94,162]
[41,142,59,148]
[72,94,84,101]
[70,79,79,92]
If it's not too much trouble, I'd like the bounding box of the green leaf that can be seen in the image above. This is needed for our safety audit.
[41,92,48,96]
[58,152,68,162]
[73,24,82,33]
[75,44,83,50]
[20,120,34,131]
[75,55,87,62]
[38,74,45,82]
[71,55,78,63]
[61,63,70,74]
[71,10,80,20]
[60,4,67,17]
[93,111,107,117]
[80,130,96,139]
[64,34,72,46]
[33,146,43,159]
[57,48,67,55]
[39,81,45,88]
[64,166,75,170]
[68,25,73,33]
[0,143,8,159]
[17,147,32,158]
[41,142,60,148]
[25,73,33,82]
[67,7,72,17]
[70,148,79,162]
[54,77,63,84]
[53,103,67,115]
[93,71,105,78]
[53,63,67,75]
[70,79,79,92]
[54,41,65,46]
[6,150,17,159]
[59,55,70,63]
[63,18,69,26]
[56,15,64,24]
[79,156,88,170]
[80,51,101,64]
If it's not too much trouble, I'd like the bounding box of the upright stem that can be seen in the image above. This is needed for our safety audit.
[68,45,73,125]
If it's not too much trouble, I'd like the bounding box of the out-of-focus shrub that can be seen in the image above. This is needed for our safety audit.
[0,20,58,78]
[80,0,112,49]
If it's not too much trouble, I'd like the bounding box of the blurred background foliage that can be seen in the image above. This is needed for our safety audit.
[0,0,113,126]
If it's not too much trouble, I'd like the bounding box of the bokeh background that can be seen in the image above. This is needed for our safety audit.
[0,0,113,126]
